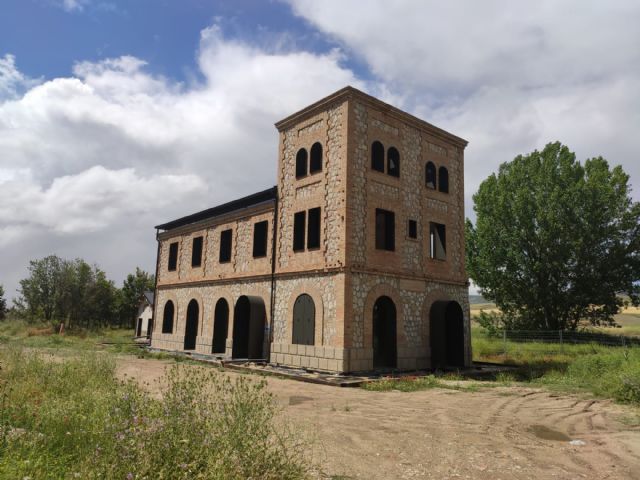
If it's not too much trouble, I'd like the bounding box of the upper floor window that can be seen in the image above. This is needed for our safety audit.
[296,148,308,178]
[425,162,436,189]
[293,207,322,252]
[310,142,323,174]
[168,242,179,271]
[219,229,232,263]
[387,147,400,177]
[191,236,203,267]
[408,219,418,239]
[375,208,395,251]
[371,141,385,172]
[252,221,268,258]
[438,166,449,193]
[293,211,306,252]
[307,207,321,249]
[429,222,446,260]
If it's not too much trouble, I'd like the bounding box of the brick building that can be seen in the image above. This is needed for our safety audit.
[150,86,470,373]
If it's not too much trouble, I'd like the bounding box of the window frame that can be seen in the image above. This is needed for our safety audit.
[295,148,308,179]
[309,142,323,174]
[425,161,437,189]
[167,242,179,271]
[438,166,449,193]
[252,221,269,258]
[293,211,306,252]
[429,222,447,260]
[371,141,385,172]
[375,208,395,251]
[219,229,233,263]
[191,236,203,267]
[408,219,418,240]
[307,207,321,250]
[387,146,400,177]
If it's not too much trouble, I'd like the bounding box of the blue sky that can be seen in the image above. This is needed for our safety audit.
[1,0,639,299]
[1,0,364,83]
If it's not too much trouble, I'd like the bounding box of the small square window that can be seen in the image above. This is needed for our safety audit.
[408,220,417,239]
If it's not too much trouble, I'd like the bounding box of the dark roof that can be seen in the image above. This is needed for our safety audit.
[143,291,154,306]
[155,186,277,231]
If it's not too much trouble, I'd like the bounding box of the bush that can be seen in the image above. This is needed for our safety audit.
[0,348,310,479]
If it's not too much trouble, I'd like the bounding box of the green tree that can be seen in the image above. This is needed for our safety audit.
[119,267,155,328]
[466,142,640,331]
[0,284,7,320]
[18,255,65,322]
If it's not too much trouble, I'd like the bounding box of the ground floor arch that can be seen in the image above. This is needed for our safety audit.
[184,299,199,351]
[372,295,397,368]
[212,298,229,354]
[429,300,465,368]
[232,295,266,359]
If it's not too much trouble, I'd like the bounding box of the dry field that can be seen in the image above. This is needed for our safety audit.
[117,357,640,480]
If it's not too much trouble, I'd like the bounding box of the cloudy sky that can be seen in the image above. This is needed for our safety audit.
[1,0,639,302]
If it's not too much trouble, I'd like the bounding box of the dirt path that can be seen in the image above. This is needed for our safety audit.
[116,357,640,480]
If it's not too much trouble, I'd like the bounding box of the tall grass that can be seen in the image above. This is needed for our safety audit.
[472,328,640,404]
[0,348,310,479]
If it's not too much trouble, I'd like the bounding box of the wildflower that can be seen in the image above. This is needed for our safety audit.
[126,473,134,480]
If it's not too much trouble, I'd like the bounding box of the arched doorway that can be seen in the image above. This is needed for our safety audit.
[372,296,397,368]
[292,294,315,345]
[232,295,266,359]
[430,300,465,368]
[183,299,199,351]
[212,298,229,354]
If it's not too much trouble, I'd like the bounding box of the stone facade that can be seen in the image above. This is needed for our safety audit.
[150,86,470,373]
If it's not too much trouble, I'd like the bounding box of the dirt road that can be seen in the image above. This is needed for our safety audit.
[117,357,640,480]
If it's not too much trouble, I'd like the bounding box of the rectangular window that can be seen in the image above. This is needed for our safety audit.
[375,209,395,251]
[307,207,321,249]
[191,236,203,267]
[219,229,232,263]
[408,219,417,239]
[252,221,268,258]
[430,222,446,260]
[293,211,306,252]
[168,242,178,271]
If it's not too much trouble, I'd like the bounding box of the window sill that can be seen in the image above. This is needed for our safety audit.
[295,175,322,188]
[368,170,400,186]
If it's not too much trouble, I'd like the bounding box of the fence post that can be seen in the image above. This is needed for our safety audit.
[559,330,563,353]
[622,335,626,348]
[502,330,507,356]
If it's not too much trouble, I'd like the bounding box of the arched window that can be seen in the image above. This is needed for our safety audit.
[295,148,308,178]
[161,300,174,334]
[387,147,400,177]
[425,162,436,189]
[371,141,385,172]
[292,294,315,345]
[212,298,229,354]
[184,299,199,350]
[310,142,323,174]
[438,166,449,193]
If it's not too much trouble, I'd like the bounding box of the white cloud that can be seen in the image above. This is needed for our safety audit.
[0,22,364,300]
[60,0,89,12]
[0,54,41,101]
[287,0,640,209]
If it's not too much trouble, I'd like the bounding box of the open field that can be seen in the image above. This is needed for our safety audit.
[2,321,640,479]
[116,356,640,479]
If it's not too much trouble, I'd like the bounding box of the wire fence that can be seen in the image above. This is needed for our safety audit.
[474,329,640,357]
